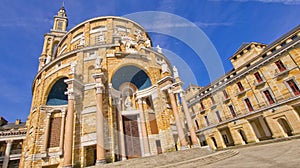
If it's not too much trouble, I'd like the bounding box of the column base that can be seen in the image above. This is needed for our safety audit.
[62,166,72,168]
[121,157,127,161]
[191,144,200,148]
[180,146,189,150]
[143,153,151,157]
[96,159,106,165]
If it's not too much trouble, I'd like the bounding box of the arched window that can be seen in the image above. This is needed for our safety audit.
[46,78,68,105]
[112,66,152,90]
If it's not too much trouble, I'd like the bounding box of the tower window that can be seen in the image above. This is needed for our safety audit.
[286,79,300,96]
[244,98,254,112]
[275,60,286,72]
[263,90,275,105]
[57,21,63,30]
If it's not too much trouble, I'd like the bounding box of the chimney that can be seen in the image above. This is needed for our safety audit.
[15,119,21,125]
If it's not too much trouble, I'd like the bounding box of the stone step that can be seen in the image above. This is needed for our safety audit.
[91,147,239,168]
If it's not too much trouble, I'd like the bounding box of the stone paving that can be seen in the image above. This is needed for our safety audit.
[94,138,300,168]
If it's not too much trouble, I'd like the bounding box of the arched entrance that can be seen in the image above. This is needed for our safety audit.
[111,65,153,159]
[277,118,293,136]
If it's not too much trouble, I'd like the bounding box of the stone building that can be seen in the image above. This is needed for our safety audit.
[185,24,300,149]
[20,6,198,168]
[0,117,26,168]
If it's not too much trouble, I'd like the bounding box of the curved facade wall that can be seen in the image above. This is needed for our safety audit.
[21,7,195,168]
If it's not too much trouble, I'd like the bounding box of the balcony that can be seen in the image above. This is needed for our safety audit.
[274,66,297,78]
[199,108,206,114]
[253,79,266,87]
[210,103,217,109]
[223,97,230,103]
[236,88,250,97]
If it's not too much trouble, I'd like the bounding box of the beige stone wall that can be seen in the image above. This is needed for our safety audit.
[22,15,179,167]
[187,26,300,150]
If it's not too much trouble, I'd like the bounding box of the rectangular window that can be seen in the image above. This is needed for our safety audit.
[211,96,215,105]
[195,120,199,130]
[275,60,286,72]
[228,105,236,117]
[263,90,275,104]
[223,90,229,99]
[237,82,244,91]
[254,72,263,83]
[215,111,222,122]
[204,116,210,126]
[287,79,300,95]
[48,117,62,148]
[200,101,205,110]
[244,98,254,112]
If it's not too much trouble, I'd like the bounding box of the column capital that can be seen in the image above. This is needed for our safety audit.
[5,140,13,144]
[167,87,174,94]
[137,98,143,105]
[46,112,52,118]
[95,82,105,94]
[65,87,75,100]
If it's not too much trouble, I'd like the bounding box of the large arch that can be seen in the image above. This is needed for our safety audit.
[46,77,68,105]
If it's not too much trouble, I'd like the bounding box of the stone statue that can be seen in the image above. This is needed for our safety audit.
[156,45,162,53]
[95,56,102,69]
[161,60,170,74]
[45,55,51,64]
[79,36,85,46]
[70,62,77,74]
[145,39,151,48]
[173,66,179,78]
[124,94,133,110]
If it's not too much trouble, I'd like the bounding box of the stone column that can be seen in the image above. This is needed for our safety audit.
[168,89,188,149]
[3,140,12,168]
[244,121,259,143]
[179,91,199,147]
[214,129,227,149]
[63,81,75,168]
[117,100,126,161]
[138,99,151,156]
[42,112,51,155]
[93,74,106,164]
[60,110,66,154]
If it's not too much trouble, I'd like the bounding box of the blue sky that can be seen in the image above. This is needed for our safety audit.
[0,0,300,122]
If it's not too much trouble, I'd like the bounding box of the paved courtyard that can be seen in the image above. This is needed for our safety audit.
[95,138,300,168]
[204,138,300,168]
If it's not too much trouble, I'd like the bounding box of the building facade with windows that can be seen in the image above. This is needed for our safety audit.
[0,117,26,168]
[20,7,199,168]
[185,25,300,149]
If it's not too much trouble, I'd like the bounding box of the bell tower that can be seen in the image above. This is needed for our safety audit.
[38,5,68,71]
[52,5,68,32]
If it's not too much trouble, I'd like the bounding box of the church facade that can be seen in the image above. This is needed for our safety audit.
[20,7,198,168]
[185,24,300,149]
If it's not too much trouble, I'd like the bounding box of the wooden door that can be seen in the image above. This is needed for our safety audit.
[123,115,141,159]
